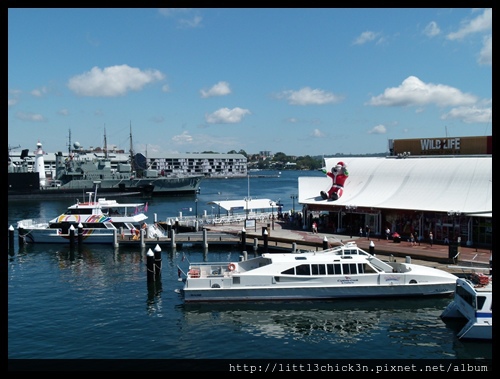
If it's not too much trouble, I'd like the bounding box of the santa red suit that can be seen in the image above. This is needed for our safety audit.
[321,161,349,201]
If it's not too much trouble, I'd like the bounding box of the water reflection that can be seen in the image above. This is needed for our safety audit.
[180,299,437,338]
[178,298,492,359]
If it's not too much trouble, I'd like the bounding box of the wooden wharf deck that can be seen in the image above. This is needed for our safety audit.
[117,230,322,251]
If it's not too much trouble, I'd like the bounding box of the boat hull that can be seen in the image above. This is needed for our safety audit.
[182,282,455,302]
[18,228,116,244]
[178,244,458,303]
[8,173,203,199]
[440,277,492,340]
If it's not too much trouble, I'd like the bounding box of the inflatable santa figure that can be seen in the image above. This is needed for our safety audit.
[320,161,349,201]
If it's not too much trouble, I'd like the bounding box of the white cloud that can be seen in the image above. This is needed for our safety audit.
[171,131,193,144]
[423,21,440,37]
[200,81,231,98]
[16,111,46,122]
[446,8,492,40]
[353,31,380,45]
[8,98,18,107]
[367,76,477,107]
[368,124,387,134]
[278,87,343,105]
[67,65,165,97]
[31,86,48,97]
[311,128,325,138]
[205,107,251,124]
[57,109,69,116]
[161,84,170,93]
[178,15,203,29]
[158,8,202,29]
[441,105,492,124]
[478,34,492,66]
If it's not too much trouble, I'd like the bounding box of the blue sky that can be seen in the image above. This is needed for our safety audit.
[8,8,492,157]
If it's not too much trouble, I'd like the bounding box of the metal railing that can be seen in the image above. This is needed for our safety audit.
[165,212,275,227]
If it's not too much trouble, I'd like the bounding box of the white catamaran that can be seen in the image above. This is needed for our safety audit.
[177,242,458,303]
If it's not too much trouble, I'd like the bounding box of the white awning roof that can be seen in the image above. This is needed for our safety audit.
[298,156,492,216]
[207,199,276,212]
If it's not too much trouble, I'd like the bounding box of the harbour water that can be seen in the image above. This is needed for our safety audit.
[7,171,492,368]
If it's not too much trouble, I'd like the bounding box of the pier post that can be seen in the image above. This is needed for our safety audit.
[263,229,268,253]
[369,240,375,255]
[292,242,297,253]
[69,225,75,249]
[166,220,172,238]
[241,227,246,252]
[253,238,258,254]
[154,244,162,278]
[140,228,145,248]
[171,229,176,250]
[78,223,83,245]
[113,229,118,248]
[323,236,328,250]
[9,225,15,250]
[203,228,208,249]
[146,249,155,282]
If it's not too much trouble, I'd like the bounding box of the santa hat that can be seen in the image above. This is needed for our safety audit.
[336,161,345,166]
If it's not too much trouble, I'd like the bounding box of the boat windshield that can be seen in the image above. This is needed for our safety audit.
[65,209,93,215]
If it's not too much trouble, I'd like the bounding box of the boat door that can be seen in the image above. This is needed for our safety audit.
[210,278,227,289]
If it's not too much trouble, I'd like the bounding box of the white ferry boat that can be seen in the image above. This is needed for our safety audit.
[440,273,492,340]
[176,242,457,303]
[17,189,166,244]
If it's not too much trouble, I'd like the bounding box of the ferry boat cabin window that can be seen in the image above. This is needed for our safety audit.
[295,264,311,276]
[456,285,474,307]
[342,263,358,275]
[311,264,327,275]
[327,264,342,275]
[66,209,93,215]
[477,295,487,310]
[356,263,373,274]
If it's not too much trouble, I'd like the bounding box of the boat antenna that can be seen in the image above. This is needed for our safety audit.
[67,129,72,155]
[103,125,108,159]
[129,121,135,168]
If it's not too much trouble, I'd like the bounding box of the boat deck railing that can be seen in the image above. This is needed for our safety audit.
[17,219,49,228]
[166,212,274,227]
[188,262,232,278]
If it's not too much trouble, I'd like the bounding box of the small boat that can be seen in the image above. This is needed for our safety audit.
[176,242,458,303]
[17,188,167,244]
[440,273,492,340]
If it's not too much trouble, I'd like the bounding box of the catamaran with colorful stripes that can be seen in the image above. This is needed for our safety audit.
[17,188,166,244]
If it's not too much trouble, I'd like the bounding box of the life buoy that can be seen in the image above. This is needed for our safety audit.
[228,263,236,271]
